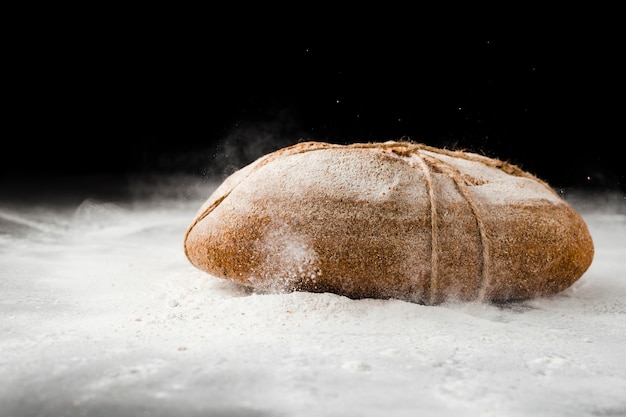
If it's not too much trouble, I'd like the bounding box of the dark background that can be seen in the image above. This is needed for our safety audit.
[3,14,624,196]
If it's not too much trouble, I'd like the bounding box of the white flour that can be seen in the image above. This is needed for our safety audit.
[0,178,624,417]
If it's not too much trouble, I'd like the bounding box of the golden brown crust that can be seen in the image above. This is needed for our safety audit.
[184,140,594,304]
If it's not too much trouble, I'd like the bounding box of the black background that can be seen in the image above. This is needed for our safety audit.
[3,11,624,195]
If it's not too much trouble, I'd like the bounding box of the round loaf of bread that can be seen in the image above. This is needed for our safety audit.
[184,141,594,304]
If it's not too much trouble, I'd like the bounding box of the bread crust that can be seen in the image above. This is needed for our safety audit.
[184,141,594,304]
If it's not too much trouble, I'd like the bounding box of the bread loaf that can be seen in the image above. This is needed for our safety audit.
[184,141,594,304]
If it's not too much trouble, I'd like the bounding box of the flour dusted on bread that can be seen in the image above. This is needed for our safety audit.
[184,141,594,304]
